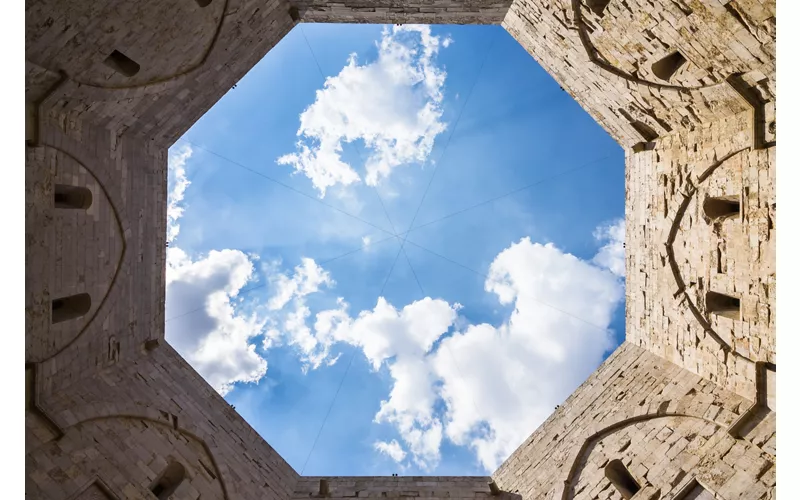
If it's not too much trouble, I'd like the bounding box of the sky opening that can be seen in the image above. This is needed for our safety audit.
[165,23,625,476]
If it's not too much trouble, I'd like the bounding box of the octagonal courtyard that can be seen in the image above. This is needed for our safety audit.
[25,0,776,499]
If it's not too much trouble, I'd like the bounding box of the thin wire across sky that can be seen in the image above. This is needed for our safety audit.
[165,25,621,474]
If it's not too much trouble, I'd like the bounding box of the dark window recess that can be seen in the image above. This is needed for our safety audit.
[706,291,740,320]
[587,0,611,16]
[289,6,301,21]
[703,196,740,221]
[55,184,93,210]
[104,50,140,77]
[150,462,186,500]
[605,459,641,499]
[196,0,212,6]
[632,141,657,153]
[52,293,91,324]
[631,121,659,142]
[652,51,687,82]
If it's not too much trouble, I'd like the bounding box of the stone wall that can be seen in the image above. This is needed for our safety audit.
[25,0,298,146]
[26,343,299,499]
[503,0,775,148]
[625,109,776,401]
[26,118,167,394]
[293,0,513,24]
[293,476,494,500]
[24,0,776,498]
[491,343,775,499]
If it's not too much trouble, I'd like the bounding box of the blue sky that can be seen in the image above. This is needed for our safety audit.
[164,24,625,476]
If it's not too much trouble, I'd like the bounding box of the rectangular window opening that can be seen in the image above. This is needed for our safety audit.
[605,459,640,499]
[55,184,93,210]
[104,50,140,77]
[703,195,740,221]
[706,291,740,321]
[652,51,687,82]
[587,0,611,17]
[52,293,92,324]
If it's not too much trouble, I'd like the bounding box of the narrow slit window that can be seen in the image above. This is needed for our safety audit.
[605,459,640,499]
[55,184,92,210]
[703,196,740,221]
[631,121,658,142]
[150,462,186,500]
[632,141,656,153]
[706,291,740,320]
[104,50,140,77]
[587,0,611,17]
[196,0,212,6]
[51,293,91,324]
[652,51,687,81]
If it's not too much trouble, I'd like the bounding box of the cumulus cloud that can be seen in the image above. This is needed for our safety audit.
[277,25,451,196]
[317,297,458,469]
[270,227,624,471]
[432,238,622,469]
[375,439,407,462]
[165,138,625,469]
[167,145,193,243]
[267,257,334,311]
[164,146,268,396]
[166,247,267,395]
[592,218,626,277]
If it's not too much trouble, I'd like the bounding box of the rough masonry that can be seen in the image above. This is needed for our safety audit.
[25,0,776,498]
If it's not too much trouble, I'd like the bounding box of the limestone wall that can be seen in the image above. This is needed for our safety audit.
[293,477,494,500]
[26,118,167,394]
[25,0,297,146]
[491,343,775,499]
[293,0,513,24]
[26,344,299,499]
[625,109,776,401]
[503,0,775,148]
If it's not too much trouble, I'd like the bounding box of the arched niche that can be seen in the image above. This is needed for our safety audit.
[665,149,755,355]
[26,147,125,363]
[25,417,226,499]
[151,461,187,499]
[565,414,718,499]
[27,0,227,89]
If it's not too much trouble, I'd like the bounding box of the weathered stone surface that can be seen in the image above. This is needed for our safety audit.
[25,0,776,498]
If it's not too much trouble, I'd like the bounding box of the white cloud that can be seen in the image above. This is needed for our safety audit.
[592,218,626,277]
[432,238,622,469]
[164,146,268,396]
[164,141,625,470]
[167,145,193,243]
[166,248,267,395]
[277,25,451,196]
[267,257,334,311]
[374,439,407,462]
[273,231,623,471]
